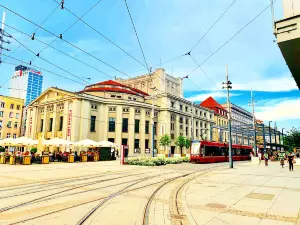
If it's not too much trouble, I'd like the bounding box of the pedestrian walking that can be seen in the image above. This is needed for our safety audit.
[278,150,285,168]
[287,153,295,171]
[258,151,262,164]
[263,151,269,166]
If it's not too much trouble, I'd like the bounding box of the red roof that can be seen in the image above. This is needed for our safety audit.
[81,80,149,97]
[85,80,127,88]
[200,96,226,110]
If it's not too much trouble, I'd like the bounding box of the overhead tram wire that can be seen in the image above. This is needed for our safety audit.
[0,5,60,87]
[30,0,104,64]
[189,54,222,91]
[1,56,87,85]
[185,0,277,78]
[139,0,237,71]
[3,23,114,79]
[52,0,148,70]
[0,4,131,78]
[189,0,237,52]
[124,0,150,72]
[8,33,90,85]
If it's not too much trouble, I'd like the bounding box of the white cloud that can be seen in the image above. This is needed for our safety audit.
[186,91,240,102]
[234,76,298,92]
[256,98,300,121]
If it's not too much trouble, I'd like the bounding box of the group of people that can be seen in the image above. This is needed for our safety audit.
[257,150,296,171]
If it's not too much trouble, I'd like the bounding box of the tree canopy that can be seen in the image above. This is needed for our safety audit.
[159,134,171,148]
[284,127,300,148]
[175,136,191,154]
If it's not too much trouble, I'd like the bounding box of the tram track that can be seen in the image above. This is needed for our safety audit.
[0,170,159,213]
[0,170,150,199]
[0,168,141,191]
[143,164,227,225]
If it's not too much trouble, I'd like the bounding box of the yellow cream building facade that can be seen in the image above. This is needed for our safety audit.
[25,69,214,155]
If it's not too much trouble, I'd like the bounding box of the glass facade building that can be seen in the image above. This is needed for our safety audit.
[10,65,43,106]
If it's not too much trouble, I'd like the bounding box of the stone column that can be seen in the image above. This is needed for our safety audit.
[115,105,123,148]
[51,104,57,137]
[80,100,89,140]
[98,104,108,141]
[140,108,146,155]
[128,107,135,155]
[62,101,69,140]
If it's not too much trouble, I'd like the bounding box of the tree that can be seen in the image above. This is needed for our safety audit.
[176,136,192,155]
[176,136,186,155]
[159,134,171,154]
[284,127,300,150]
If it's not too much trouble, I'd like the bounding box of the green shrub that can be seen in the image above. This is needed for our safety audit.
[0,146,5,152]
[31,148,37,153]
[127,156,189,166]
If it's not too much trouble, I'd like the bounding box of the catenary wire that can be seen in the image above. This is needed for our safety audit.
[7,32,90,85]
[124,0,150,72]
[0,4,130,77]
[52,0,148,70]
[30,0,104,64]
[189,0,237,52]
[3,22,114,79]
[185,0,277,78]
[2,56,87,85]
[0,5,60,87]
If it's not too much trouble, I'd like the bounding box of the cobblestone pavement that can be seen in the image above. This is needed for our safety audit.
[0,160,299,225]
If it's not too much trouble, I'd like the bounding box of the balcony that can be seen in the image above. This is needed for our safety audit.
[56,131,63,138]
[275,14,300,88]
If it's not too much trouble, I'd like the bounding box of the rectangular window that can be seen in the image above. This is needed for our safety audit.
[122,138,128,145]
[145,121,149,134]
[0,102,4,108]
[0,111,3,117]
[59,116,63,131]
[90,116,96,132]
[10,104,14,109]
[16,105,20,110]
[9,112,13,118]
[186,127,188,136]
[154,122,157,135]
[185,106,188,112]
[14,122,18,128]
[171,133,175,139]
[145,139,149,149]
[180,105,183,110]
[0,120,2,127]
[135,119,140,133]
[7,121,12,128]
[196,129,198,137]
[109,117,116,132]
[40,119,44,132]
[108,138,115,143]
[13,133,17,139]
[49,118,53,132]
[6,133,11,138]
[122,118,128,132]
[134,139,140,149]
[16,113,20,119]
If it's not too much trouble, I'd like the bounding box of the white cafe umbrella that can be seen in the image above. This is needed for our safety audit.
[0,138,17,146]
[98,140,119,148]
[15,137,38,146]
[74,139,100,147]
[43,138,73,147]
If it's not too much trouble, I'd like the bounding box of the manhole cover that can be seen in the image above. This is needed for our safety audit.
[206,203,227,209]
[246,193,274,200]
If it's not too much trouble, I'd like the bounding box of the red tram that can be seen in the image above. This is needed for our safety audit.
[190,141,252,163]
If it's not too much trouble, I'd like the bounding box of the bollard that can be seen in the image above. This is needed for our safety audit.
[9,156,16,165]
[22,156,31,165]
[42,155,50,164]
[81,154,87,162]
[68,155,75,163]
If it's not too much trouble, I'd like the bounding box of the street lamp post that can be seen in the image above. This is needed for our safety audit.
[269,121,272,151]
[282,128,285,145]
[222,65,233,169]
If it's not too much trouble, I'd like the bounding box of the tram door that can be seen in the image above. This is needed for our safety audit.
[121,145,129,165]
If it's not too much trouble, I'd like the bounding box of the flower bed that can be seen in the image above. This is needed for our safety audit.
[128,156,190,166]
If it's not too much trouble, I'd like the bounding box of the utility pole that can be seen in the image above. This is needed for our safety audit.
[222,65,233,168]
[191,101,194,141]
[269,121,272,151]
[249,89,257,156]
[0,11,11,64]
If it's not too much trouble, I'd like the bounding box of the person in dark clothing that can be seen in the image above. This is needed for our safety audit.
[287,153,295,171]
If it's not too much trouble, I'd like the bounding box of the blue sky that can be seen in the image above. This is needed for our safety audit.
[0,0,299,131]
